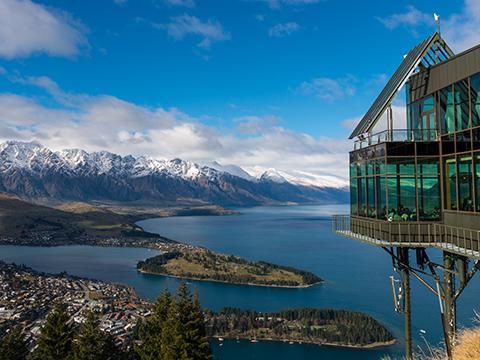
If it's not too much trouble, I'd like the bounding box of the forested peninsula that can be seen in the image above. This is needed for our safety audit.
[205,308,396,348]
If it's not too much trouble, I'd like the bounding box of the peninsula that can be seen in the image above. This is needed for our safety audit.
[137,248,322,288]
[205,307,395,348]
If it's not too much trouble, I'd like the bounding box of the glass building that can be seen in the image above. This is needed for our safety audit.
[333,32,480,360]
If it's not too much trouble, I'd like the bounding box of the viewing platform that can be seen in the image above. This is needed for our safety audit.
[333,215,480,259]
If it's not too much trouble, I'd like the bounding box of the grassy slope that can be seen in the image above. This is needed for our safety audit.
[0,193,143,240]
[138,248,322,287]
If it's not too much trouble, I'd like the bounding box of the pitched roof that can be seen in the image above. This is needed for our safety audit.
[349,32,454,139]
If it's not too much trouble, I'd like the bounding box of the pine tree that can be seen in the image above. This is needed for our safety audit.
[135,291,172,360]
[176,283,211,360]
[160,300,182,360]
[73,311,120,360]
[136,285,211,360]
[0,327,29,360]
[31,303,73,360]
[190,292,212,360]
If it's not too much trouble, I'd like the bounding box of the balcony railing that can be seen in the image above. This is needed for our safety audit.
[354,129,439,150]
[332,215,480,259]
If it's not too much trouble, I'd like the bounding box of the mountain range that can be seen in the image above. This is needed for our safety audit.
[0,141,348,206]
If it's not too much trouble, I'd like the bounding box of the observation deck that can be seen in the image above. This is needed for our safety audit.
[332,215,480,259]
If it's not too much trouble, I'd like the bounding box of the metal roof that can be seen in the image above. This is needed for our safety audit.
[349,32,454,139]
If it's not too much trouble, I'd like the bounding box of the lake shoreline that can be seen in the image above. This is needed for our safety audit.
[138,268,322,289]
[211,336,397,349]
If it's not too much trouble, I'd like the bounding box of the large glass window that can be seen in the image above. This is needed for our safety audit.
[387,159,415,175]
[475,154,480,212]
[376,176,387,219]
[387,177,399,221]
[358,178,366,217]
[417,158,440,220]
[439,86,455,134]
[417,158,439,174]
[386,176,416,221]
[375,159,386,175]
[458,156,474,211]
[455,80,470,130]
[399,177,417,221]
[366,160,374,176]
[444,157,458,210]
[418,176,440,220]
[350,177,358,216]
[409,96,435,140]
[471,74,480,127]
[367,177,376,218]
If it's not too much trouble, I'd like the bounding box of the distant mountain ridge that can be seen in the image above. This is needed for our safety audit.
[0,141,348,206]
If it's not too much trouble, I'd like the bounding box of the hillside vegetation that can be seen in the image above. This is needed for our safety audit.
[0,193,163,244]
[137,248,322,288]
[205,307,395,348]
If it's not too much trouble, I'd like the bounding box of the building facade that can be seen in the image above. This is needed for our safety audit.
[334,33,480,360]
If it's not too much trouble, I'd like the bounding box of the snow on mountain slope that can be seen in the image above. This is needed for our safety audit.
[0,141,349,205]
[0,140,347,190]
[205,161,255,181]
[244,166,348,189]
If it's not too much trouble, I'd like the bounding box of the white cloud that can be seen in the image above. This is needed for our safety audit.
[235,115,280,134]
[0,77,350,186]
[443,0,480,53]
[257,0,321,9]
[156,15,230,49]
[165,0,195,7]
[378,1,480,53]
[377,5,433,30]
[298,76,356,101]
[0,0,88,59]
[268,22,300,37]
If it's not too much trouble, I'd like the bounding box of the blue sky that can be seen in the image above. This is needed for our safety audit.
[0,0,477,185]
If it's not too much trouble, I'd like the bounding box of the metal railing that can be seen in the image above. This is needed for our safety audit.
[332,215,480,259]
[354,129,439,150]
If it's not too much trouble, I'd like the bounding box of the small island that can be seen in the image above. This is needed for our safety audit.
[205,307,396,349]
[137,248,322,288]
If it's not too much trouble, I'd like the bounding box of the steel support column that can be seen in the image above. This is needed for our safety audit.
[399,248,412,360]
[443,252,456,355]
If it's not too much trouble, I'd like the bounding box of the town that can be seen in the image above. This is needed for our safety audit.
[0,262,150,350]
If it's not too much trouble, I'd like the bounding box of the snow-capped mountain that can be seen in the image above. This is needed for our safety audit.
[0,141,348,206]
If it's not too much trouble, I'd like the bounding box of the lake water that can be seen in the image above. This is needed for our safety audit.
[1,204,479,359]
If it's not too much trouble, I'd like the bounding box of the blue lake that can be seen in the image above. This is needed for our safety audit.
[1,204,479,359]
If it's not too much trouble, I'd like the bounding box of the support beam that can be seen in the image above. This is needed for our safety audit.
[443,252,456,359]
[399,248,412,360]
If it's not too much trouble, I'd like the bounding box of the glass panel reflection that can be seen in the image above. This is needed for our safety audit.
[458,156,474,211]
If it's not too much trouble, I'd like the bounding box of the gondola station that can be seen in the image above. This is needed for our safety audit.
[333,30,480,360]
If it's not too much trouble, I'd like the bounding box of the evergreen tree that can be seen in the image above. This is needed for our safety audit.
[176,283,211,360]
[135,292,172,360]
[31,303,73,360]
[0,327,29,360]
[160,300,182,360]
[190,292,212,360]
[73,311,120,360]
[136,285,211,360]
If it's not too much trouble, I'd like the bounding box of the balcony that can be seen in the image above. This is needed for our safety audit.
[354,129,439,150]
[332,215,480,259]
